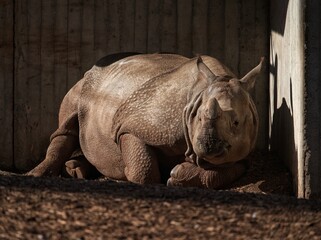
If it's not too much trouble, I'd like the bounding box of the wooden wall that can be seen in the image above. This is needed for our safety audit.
[0,0,268,171]
[0,0,14,170]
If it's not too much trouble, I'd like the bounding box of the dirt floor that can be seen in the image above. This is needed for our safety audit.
[1,153,321,239]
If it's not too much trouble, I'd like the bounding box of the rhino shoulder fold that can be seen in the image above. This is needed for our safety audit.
[111,57,203,146]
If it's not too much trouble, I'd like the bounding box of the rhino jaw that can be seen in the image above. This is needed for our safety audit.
[194,134,231,166]
[195,155,233,170]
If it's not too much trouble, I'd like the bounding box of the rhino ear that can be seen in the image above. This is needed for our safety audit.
[239,57,264,91]
[197,57,217,84]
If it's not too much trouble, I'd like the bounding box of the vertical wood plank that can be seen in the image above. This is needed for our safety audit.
[68,0,83,89]
[94,0,108,59]
[239,0,256,78]
[177,0,193,57]
[207,0,225,60]
[107,0,121,53]
[160,0,177,53]
[238,0,269,151]
[224,0,240,75]
[39,0,57,164]
[147,0,161,53]
[135,0,148,53]
[0,0,13,170]
[119,0,135,52]
[14,0,42,170]
[81,0,95,71]
[192,0,208,55]
[54,0,68,107]
[254,0,269,150]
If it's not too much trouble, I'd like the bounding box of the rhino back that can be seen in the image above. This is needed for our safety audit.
[79,54,188,138]
[111,57,202,152]
[77,54,188,175]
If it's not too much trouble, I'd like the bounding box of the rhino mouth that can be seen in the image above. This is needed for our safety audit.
[194,141,231,168]
[196,150,231,170]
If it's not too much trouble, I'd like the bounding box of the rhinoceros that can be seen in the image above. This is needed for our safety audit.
[27,53,263,189]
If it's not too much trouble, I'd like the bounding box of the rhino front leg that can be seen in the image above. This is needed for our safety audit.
[167,161,246,189]
[120,134,161,184]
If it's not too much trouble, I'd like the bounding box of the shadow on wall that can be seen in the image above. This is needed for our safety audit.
[269,53,297,190]
[269,0,297,193]
[270,0,289,36]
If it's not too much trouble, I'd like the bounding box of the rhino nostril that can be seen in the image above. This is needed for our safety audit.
[196,133,231,156]
[226,143,231,150]
[233,120,239,127]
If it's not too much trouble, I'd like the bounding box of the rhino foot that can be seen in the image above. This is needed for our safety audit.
[167,161,246,189]
[167,162,204,187]
[26,165,57,177]
[62,157,101,179]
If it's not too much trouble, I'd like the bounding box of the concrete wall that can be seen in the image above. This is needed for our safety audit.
[270,0,321,198]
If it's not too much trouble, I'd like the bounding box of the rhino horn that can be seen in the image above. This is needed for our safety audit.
[197,57,217,84]
[240,57,264,91]
[205,97,222,120]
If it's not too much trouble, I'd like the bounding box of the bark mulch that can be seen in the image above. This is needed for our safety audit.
[1,153,320,239]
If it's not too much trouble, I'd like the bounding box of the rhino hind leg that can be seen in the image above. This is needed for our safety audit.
[120,134,161,184]
[26,113,80,177]
[167,161,246,189]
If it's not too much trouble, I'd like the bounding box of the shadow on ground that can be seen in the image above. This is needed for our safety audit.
[229,151,293,196]
[1,157,320,240]
[0,153,303,210]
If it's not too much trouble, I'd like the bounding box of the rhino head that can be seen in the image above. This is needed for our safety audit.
[183,57,263,169]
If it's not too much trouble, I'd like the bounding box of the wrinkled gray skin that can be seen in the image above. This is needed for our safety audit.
[27,53,263,189]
